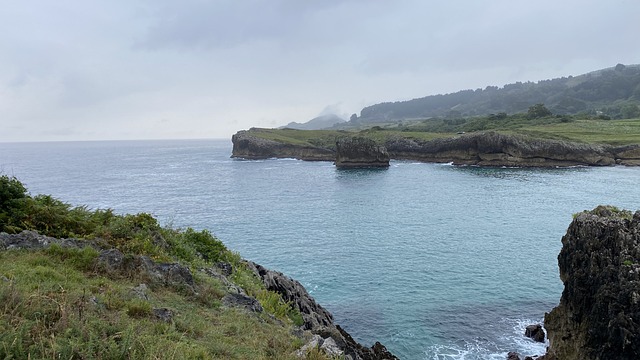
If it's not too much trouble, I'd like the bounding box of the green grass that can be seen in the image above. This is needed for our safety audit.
[0,176,329,359]
[515,119,640,145]
[0,249,305,359]
[245,117,640,147]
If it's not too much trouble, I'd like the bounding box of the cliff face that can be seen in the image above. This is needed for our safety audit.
[335,137,390,169]
[231,130,335,161]
[386,131,618,167]
[232,129,640,167]
[544,206,640,360]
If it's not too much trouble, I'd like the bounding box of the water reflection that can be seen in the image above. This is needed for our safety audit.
[449,165,590,180]
[334,167,389,181]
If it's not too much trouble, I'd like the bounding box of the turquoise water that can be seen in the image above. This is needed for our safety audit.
[2,139,640,359]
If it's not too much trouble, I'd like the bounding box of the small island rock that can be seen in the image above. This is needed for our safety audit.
[335,137,390,169]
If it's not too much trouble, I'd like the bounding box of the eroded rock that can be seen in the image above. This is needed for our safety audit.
[335,137,390,168]
[524,324,545,343]
[544,206,640,360]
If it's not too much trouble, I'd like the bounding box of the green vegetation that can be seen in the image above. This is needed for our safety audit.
[247,111,640,148]
[0,175,320,359]
[353,64,640,123]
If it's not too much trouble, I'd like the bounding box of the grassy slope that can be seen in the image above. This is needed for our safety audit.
[0,176,324,360]
[252,117,640,147]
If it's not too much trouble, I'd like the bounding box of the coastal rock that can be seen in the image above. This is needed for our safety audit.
[246,261,333,330]
[507,352,521,360]
[247,261,398,360]
[386,131,615,167]
[222,293,263,313]
[335,137,390,168]
[231,129,335,161]
[524,324,545,343]
[231,128,640,167]
[0,230,102,250]
[612,144,640,165]
[96,249,195,293]
[543,206,640,360]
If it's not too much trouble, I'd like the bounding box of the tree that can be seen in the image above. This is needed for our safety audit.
[527,103,552,119]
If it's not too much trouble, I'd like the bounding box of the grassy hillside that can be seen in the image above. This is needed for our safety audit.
[0,175,327,360]
[262,114,640,147]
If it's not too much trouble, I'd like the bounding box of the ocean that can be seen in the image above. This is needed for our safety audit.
[2,138,639,359]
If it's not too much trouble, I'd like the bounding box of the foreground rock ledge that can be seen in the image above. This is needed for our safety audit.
[543,206,640,360]
[0,230,397,360]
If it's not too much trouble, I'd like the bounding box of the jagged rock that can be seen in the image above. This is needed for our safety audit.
[336,325,398,360]
[199,267,245,294]
[232,129,335,161]
[335,137,390,168]
[222,293,263,313]
[524,324,545,342]
[131,283,150,300]
[544,206,640,360]
[320,337,343,357]
[0,230,101,250]
[153,308,174,322]
[295,334,323,357]
[247,261,398,359]
[507,352,521,360]
[246,261,333,330]
[96,249,195,293]
[215,262,233,276]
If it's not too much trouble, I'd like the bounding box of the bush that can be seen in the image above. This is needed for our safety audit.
[0,175,29,233]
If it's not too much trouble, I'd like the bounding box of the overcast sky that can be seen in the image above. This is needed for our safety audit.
[1,0,639,142]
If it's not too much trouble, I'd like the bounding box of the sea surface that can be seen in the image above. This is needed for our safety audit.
[2,139,640,359]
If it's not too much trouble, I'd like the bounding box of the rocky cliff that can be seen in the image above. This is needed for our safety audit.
[231,129,640,167]
[544,206,640,360]
[335,137,390,169]
[231,130,335,161]
[385,131,619,167]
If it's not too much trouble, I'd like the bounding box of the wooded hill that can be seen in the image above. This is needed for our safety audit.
[348,63,640,125]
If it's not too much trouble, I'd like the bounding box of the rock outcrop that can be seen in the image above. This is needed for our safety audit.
[524,324,545,343]
[247,261,398,360]
[335,137,390,169]
[543,206,640,360]
[1,230,397,360]
[385,131,617,166]
[231,129,335,161]
[232,128,640,167]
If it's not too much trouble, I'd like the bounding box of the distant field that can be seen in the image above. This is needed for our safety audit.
[246,118,640,147]
[515,119,640,145]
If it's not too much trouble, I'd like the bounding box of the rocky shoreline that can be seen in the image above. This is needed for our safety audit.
[0,230,397,360]
[231,129,640,167]
[3,209,639,359]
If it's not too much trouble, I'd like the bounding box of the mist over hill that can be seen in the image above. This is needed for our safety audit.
[348,63,640,125]
[280,114,346,130]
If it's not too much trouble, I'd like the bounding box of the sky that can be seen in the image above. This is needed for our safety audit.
[1,0,639,142]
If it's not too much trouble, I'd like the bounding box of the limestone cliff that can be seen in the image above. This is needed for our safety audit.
[335,137,390,169]
[544,206,640,360]
[232,129,640,167]
[231,130,335,161]
[385,131,617,167]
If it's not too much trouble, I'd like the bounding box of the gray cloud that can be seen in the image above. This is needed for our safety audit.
[1,0,639,142]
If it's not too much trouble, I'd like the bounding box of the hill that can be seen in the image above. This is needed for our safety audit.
[280,114,346,130]
[347,63,640,126]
